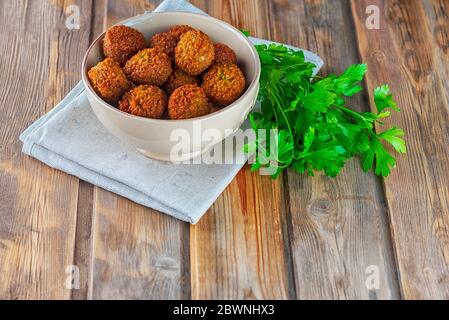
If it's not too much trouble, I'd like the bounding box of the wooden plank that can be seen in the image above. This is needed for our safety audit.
[88,0,190,300]
[71,180,94,300]
[0,0,93,299]
[70,0,108,302]
[191,168,295,299]
[267,0,401,299]
[189,0,295,300]
[423,0,449,101]
[90,190,190,299]
[351,0,449,299]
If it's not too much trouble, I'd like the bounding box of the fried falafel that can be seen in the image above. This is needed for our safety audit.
[202,63,246,107]
[91,24,247,121]
[175,30,215,76]
[124,48,173,86]
[119,85,167,119]
[168,84,210,120]
[150,32,178,60]
[163,68,199,95]
[103,25,147,66]
[213,43,237,65]
[88,58,131,103]
[169,25,195,41]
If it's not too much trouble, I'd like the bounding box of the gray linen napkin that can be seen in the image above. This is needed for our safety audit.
[20,0,323,224]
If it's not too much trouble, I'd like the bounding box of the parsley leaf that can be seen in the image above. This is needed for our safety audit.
[374,85,400,112]
[241,29,251,37]
[373,138,397,177]
[333,64,367,96]
[378,127,407,154]
[300,89,337,113]
[245,44,406,178]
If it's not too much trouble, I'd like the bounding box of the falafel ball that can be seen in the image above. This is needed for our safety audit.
[202,63,246,107]
[163,68,199,95]
[124,48,173,86]
[88,58,131,103]
[213,43,237,65]
[168,84,210,120]
[175,30,215,76]
[169,25,195,41]
[150,32,178,59]
[103,25,147,66]
[119,85,167,119]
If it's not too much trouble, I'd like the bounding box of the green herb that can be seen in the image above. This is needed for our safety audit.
[245,44,406,178]
[241,29,251,37]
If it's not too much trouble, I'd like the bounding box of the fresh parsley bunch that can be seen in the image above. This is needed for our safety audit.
[244,44,406,178]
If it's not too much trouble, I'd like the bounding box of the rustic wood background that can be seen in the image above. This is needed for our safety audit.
[0,0,448,300]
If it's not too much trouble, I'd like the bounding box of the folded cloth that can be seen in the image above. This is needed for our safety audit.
[20,0,323,224]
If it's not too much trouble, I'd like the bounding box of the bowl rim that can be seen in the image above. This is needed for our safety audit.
[81,11,261,124]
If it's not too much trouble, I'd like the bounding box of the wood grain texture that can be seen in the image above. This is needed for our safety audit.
[191,168,295,299]
[90,189,189,299]
[423,0,449,105]
[351,0,449,299]
[71,180,94,300]
[189,0,295,300]
[0,0,93,299]
[87,0,190,300]
[267,0,401,299]
[1,0,449,301]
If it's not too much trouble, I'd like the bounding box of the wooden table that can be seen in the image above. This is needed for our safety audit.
[1,0,448,300]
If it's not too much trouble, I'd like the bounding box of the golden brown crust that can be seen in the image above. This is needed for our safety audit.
[168,84,210,120]
[213,43,237,65]
[150,32,178,60]
[175,30,215,76]
[103,25,147,66]
[119,85,167,119]
[169,25,195,41]
[163,68,199,95]
[88,58,131,103]
[124,48,173,86]
[202,63,246,107]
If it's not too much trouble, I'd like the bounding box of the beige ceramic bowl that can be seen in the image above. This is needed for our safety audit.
[82,12,260,162]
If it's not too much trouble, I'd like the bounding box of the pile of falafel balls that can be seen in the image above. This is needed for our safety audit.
[87,25,247,120]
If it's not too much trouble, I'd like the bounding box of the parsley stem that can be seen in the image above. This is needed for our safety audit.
[336,105,369,124]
